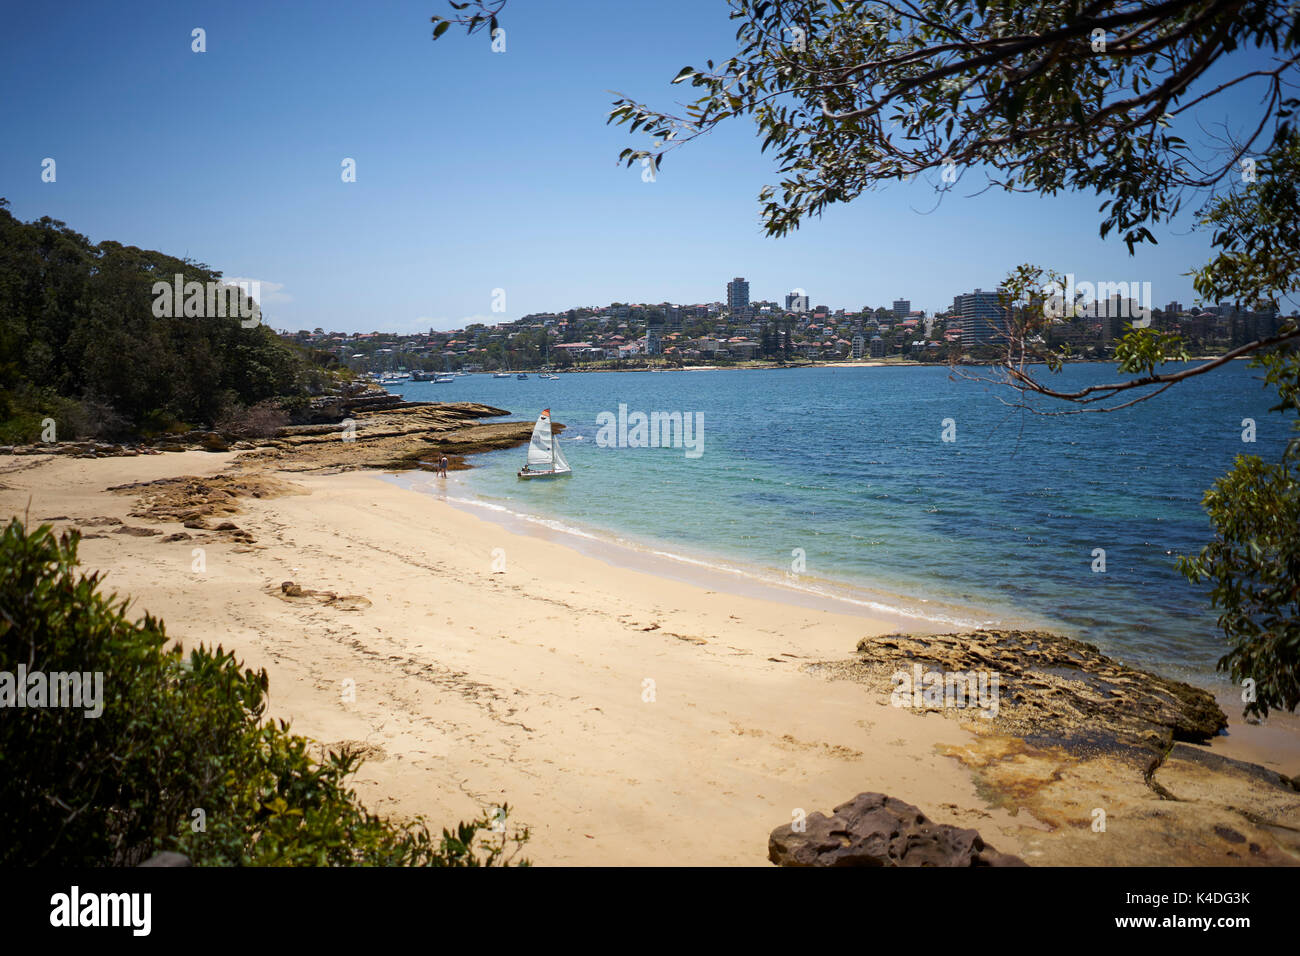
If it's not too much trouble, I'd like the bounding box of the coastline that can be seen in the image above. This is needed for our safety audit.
[3,425,1298,864]
[2,449,1031,864]
[385,468,1034,635]
[394,463,1300,771]
[498,355,1249,375]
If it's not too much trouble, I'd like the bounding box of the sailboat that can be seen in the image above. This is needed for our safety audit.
[517,408,572,480]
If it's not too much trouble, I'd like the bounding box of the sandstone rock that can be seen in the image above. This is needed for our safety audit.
[275,580,369,609]
[769,792,1026,867]
[200,432,230,452]
[833,629,1227,755]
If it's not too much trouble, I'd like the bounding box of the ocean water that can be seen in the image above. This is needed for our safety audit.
[391,363,1288,685]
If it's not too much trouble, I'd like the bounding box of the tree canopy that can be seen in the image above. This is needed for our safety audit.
[0,200,333,443]
[436,1,1299,253]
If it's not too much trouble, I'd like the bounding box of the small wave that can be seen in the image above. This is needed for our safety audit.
[438,486,1003,630]
[444,495,605,541]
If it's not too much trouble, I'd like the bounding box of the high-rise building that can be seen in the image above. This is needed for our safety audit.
[851,333,865,359]
[785,291,809,313]
[645,324,662,355]
[1228,305,1279,346]
[892,299,911,322]
[1100,297,1130,342]
[953,289,1008,348]
[727,277,750,315]
[1164,301,1184,316]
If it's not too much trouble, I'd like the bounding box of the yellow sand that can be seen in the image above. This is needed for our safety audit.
[1,450,1042,864]
[5,449,1297,865]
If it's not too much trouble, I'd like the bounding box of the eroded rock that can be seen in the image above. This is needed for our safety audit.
[768,792,1027,867]
[820,629,1227,756]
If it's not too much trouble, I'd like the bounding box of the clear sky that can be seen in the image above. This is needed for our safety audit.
[0,1,1284,331]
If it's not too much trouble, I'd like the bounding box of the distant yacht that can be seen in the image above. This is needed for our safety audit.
[516,372,528,380]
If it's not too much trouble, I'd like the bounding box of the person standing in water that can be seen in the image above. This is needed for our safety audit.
[438,455,449,477]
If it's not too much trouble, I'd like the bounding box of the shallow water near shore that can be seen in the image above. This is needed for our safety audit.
[392,362,1286,688]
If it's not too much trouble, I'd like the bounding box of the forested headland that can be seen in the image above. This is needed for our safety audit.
[0,199,340,445]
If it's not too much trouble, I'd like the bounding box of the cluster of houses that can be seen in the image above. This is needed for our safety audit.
[276,299,954,370]
[276,288,1289,372]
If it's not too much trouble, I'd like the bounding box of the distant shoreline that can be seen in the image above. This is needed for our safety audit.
[458,354,1249,375]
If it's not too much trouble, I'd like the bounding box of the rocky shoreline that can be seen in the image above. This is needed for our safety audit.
[800,628,1300,865]
[1,384,538,474]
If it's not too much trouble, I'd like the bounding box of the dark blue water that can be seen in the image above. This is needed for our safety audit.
[393,363,1287,685]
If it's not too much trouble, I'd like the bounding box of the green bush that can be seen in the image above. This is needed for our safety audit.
[1179,340,1300,718]
[0,519,529,866]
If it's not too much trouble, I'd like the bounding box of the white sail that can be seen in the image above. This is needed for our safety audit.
[526,409,554,466]
[552,433,571,473]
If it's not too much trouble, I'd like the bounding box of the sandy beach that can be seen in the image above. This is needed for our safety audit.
[4,442,1299,866]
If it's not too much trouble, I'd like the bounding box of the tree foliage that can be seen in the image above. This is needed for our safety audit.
[476,0,1300,250]
[0,200,334,443]
[1178,342,1300,718]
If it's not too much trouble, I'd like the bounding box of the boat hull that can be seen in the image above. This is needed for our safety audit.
[517,469,571,480]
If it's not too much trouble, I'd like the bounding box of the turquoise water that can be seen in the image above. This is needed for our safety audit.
[392,364,1288,685]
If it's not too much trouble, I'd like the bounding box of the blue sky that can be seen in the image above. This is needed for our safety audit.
[0,1,1285,331]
